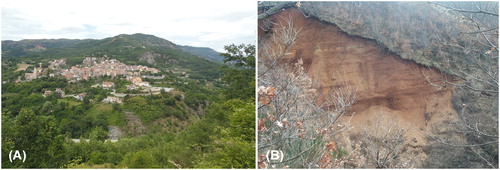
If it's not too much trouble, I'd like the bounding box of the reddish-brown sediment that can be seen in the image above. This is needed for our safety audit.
[259,8,460,166]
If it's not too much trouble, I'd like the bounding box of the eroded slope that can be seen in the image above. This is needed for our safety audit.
[259,8,461,167]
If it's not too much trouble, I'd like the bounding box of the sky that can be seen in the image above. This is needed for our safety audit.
[1,0,256,52]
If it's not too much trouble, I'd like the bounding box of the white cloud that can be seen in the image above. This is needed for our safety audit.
[1,0,256,51]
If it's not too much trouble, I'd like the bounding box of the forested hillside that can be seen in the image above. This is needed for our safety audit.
[2,33,221,81]
[2,33,255,168]
[178,45,225,63]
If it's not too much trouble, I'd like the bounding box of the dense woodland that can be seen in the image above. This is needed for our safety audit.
[1,34,255,168]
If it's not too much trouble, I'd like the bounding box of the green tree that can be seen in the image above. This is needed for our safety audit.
[89,126,108,142]
[2,108,66,168]
[194,137,255,168]
[40,101,53,115]
[88,150,106,165]
[121,150,158,168]
[220,44,255,100]
[192,99,255,168]
[227,100,255,142]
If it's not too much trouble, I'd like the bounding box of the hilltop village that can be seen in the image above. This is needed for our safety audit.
[25,57,160,82]
[22,57,173,104]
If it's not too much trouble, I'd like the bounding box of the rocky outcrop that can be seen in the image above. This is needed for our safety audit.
[123,111,147,136]
[108,126,123,141]
[138,52,179,66]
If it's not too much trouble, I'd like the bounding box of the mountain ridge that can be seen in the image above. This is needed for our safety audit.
[2,33,223,63]
[178,45,224,63]
[2,33,222,81]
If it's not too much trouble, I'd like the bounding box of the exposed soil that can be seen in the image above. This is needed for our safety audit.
[15,63,33,71]
[260,8,461,167]
[123,111,147,136]
[107,126,123,141]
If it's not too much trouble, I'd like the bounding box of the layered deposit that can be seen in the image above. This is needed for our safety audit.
[259,8,461,167]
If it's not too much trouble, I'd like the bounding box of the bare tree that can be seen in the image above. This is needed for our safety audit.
[423,2,498,168]
[360,112,407,168]
[258,16,357,168]
[428,2,498,94]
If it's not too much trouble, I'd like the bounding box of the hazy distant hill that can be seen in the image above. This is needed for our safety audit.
[178,45,224,63]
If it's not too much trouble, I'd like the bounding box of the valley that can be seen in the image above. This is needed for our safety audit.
[1,34,255,168]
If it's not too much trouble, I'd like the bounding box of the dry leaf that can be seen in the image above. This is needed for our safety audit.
[258,118,267,131]
[326,139,338,152]
[261,97,268,105]
[282,119,290,128]
[296,121,303,129]
[298,133,305,139]
[258,161,268,169]
[266,87,275,97]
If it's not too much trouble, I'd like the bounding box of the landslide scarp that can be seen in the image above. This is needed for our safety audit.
[259,7,464,168]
